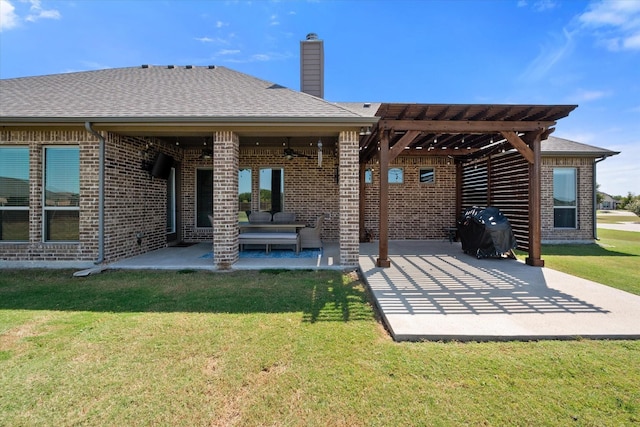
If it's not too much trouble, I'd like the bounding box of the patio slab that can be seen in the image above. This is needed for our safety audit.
[358,240,640,342]
[107,242,342,271]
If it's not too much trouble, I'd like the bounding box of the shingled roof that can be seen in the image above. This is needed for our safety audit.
[542,136,619,157]
[0,65,371,122]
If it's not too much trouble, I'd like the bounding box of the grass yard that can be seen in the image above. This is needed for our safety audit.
[1,269,639,426]
[540,228,640,296]
[596,210,640,225]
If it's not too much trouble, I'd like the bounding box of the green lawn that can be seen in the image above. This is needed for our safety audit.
[596,210,640,224]
[1,269,639,426]
[540,228,640,295]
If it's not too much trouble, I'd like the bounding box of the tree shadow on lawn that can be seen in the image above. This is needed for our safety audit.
[0,269,373,322]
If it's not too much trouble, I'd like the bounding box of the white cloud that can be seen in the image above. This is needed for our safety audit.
[566,88,612,103]
[25,0,60,22]
[517,0,557,12]
[0,0,60,31]
[269,14,279,26]
[579,0,640,51]
[520,27,575,81]
[195,36,214,43]
[217,49,240,55]
[532,0,557,12]
[215,20,227,28]
[623,32,640,49]
[0,0,19,31]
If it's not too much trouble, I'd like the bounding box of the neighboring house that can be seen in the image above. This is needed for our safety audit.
[0,34,618,268]
[598,193,619,210]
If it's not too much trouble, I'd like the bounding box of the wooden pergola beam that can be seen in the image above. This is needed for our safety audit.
[501,131,534,164]
[388,130,421,161]
[380,119,556,133]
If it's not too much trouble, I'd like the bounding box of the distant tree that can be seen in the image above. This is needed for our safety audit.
[596,184,604,206]
[619,192,635,209]
[628,200,640,216]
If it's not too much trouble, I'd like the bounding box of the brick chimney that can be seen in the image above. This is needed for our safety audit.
[300,33,324,98]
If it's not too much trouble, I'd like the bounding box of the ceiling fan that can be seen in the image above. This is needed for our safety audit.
[283,138,312,161]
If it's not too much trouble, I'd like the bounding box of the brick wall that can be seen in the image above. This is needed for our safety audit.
[1,130,100,262]
[0,130,182,263]
[212,131,239,269]
[541,157,595,242]
[102,133,181,262]
[238,146,340,241]
[338,130,359,266]
[363,156,457,240]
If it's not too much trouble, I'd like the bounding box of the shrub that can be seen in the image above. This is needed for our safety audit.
[627,199,640,216]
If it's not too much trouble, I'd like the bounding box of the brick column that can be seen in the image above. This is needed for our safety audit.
[338,130,360,267]
[212,131,239,269]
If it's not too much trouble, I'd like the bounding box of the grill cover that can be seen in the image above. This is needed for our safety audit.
[457,206,517,259]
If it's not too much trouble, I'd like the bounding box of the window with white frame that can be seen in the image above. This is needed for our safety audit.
[44,146,80,241]
[196,168,213,227]
[0,147,30,241]
[553,168,577,228]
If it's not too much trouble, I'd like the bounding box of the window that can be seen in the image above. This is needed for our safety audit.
[419,168,435,184]
[553,168,577,228]
[259,168,284,213]
[0,147,30,241]
[196,168,213,227]
[44,147,79,241]
[238,168,251,221]
[389,167,403,184]
[166,167,176,234]
[364,168,372,184]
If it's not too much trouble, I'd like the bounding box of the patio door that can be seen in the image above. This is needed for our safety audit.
[166,163,181,244]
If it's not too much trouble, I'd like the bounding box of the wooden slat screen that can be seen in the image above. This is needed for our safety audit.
[460,161,488,211]
[461,152,530,251]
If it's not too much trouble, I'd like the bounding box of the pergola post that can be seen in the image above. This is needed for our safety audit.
[359,162,367,242]
[525,132,544,267]
[377,131,391,268]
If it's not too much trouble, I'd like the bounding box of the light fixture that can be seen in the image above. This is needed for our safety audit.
[359,126,372,136]
[317,139,323,167]
[200,137,213,159]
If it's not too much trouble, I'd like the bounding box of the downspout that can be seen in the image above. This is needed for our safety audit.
[593,156,607,241]
[84,122,105,264]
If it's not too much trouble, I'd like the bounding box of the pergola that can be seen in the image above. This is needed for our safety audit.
[358,103,577,268]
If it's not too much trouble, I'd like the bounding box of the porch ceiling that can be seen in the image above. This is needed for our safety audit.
[359,103,577,163]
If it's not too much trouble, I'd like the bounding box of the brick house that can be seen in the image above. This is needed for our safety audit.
[0,35,617,269]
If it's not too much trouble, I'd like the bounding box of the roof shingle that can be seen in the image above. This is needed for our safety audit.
[0,66,368,120]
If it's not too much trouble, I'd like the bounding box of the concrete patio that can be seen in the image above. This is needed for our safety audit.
[108,241,343,271]
[359,240,640,341]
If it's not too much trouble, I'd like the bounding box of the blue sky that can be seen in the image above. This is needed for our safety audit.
[1,0,639,196]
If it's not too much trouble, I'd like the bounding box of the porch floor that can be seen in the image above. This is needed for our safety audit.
[359,240,640,341]
[108,241,342,271]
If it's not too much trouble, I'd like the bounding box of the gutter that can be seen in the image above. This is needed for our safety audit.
[593,156,608,241]
[84,122,105,264]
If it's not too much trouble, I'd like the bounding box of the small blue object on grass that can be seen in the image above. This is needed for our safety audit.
[200,249,322,259]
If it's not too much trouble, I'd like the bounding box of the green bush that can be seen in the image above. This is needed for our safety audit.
[627,199,640,216]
